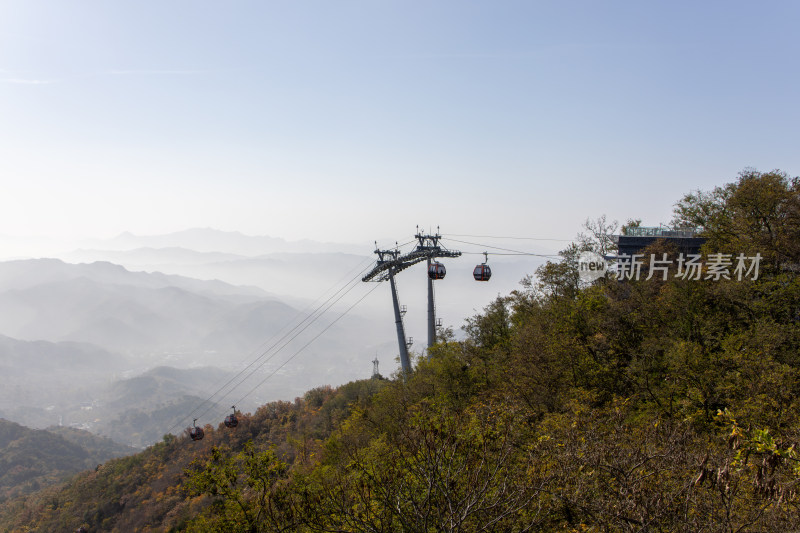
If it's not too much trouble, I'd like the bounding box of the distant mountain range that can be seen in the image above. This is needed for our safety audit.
[0,258,297,355]
[85,228,368,256]
[0,334,130,423]
[0,256,267,298]
[0,333,230,446]
[92,366,240,448]
[0,228,545,449]
[60,247,374,304]
[0,257,393,446]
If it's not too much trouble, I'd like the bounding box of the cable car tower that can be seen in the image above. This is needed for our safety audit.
[362,228,461,373]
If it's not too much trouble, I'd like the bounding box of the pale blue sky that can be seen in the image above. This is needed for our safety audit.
[1,1,797,250]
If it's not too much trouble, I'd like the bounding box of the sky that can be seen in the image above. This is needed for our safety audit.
[1,1,798,252]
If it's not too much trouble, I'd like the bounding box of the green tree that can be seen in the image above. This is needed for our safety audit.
[185,442,296,533]
[673,168,800,270]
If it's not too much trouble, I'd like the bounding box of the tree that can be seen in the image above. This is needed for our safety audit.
[302,394,542,532]
[185,442,296,533]
[672,168,800,270]
[578,214,620,256]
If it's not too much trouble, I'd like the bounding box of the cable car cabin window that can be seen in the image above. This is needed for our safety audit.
[428,262,446,280]
[473,264,491,281]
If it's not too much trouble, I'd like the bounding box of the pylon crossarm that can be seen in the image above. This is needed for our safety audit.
[362,255,429,282]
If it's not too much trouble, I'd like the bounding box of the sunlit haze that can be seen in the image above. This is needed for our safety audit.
[1,1,797,249]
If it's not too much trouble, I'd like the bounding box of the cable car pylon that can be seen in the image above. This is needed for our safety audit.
[370,247,413,372]
[362,228,461,372]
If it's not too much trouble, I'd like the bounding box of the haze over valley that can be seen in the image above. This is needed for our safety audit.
[0,227,548,447]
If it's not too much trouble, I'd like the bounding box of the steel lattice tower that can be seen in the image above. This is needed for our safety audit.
[362,228,461,373]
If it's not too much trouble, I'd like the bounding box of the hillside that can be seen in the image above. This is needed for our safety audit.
[93,366,236,448]
[0,419,136,503]
[0,335,130,428]
[0,334,234,445]
[0,170,798,532]
[0,380,382,532]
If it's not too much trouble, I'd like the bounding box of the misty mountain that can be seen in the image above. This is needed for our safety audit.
[86,228,367,256]
[0,346,236,448]
[0,257,391,446]
[0,257,266,299]
[0,259,298,356]
[0,334,129,377]
[0,335,129,422]
[85,364,330,448]
[60,246,373,305]
[57,229,549,332]
[65,246,246,267]
[92,366,236,447]
[100,366,232,412]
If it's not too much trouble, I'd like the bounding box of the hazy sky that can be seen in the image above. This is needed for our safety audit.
[1,1,797,250]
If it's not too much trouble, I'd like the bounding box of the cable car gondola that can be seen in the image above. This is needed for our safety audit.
[473,252,491,281]
[188,418,204,441]
[224,405,239,428]
[428,261,446,280]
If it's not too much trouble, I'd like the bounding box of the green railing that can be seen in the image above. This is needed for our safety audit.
[623,227,698,238]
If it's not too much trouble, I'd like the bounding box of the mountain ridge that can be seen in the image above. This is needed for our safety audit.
[0,418,137,503]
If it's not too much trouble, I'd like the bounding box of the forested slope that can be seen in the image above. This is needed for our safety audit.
[0,420,136,504]
[0,379,383,532]
[1,169,798,532]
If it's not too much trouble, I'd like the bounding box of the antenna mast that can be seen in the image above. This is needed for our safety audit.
[372,355,380,379]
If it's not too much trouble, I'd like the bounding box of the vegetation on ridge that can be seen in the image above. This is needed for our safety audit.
[0,420,136,504]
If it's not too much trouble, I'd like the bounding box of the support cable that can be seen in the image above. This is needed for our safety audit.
[445,237,562,258]
[231,282,381,408]
[167,255,376,435]
[193,276,373,425]
[443,233,572,242]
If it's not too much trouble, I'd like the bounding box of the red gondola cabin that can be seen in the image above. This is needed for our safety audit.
[428,261,446,280]
[473,263,491,281]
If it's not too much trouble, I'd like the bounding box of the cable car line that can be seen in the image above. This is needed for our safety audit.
[176,232,567,437]
[208,255,375,403]
[459,250,559,256]
[179,273,369,429]
[175,242,417,435]
[179,258,371,418]
[445,237,561,258]
[231,283,381,409]
[190,240,420,428]
[443,233,572,242]
[168,256,377,436]
[188,276,373,427]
